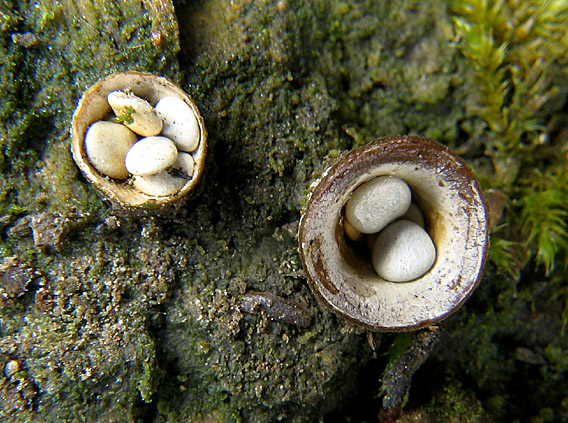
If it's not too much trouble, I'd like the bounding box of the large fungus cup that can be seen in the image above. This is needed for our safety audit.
[71,72,207,208]
[298,136,489,331]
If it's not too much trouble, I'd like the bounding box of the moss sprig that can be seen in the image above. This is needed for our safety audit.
[453,0,568,161]
[452,0,568,276]
[517,168,568,275]
[487,235,521,277]
[453,2,509,136]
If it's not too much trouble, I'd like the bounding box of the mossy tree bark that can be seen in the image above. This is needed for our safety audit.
[1,0,567,422]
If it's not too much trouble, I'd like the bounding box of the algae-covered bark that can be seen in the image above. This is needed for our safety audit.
[1,0,567,422]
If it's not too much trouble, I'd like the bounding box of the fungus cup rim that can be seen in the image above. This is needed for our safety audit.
[298,135,489,332]
[70,71,208,208]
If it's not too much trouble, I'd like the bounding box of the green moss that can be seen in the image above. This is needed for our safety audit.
[518,169,568,275]
[432,254,568,421]
[424,379,485,422]
[453,0,568,158]
[487,236,521,278]
[452,0,568,277]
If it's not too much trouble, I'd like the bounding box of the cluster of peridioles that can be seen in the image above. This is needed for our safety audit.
[343,175,436,282]
[85,89,199,196]
[71,72,208,208]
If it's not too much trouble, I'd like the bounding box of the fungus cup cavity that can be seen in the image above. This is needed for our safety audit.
[298,136,489,331]
[71,72,207,208]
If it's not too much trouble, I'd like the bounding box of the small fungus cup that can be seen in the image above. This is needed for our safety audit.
[71,72,207,208]
[298,136,489,331]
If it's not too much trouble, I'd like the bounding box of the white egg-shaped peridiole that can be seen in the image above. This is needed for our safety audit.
[345,175,411,234]
[125,136,178,176]
[155,96,200,153]
[371,220,436,282]
[400,203,425,227]
[172,152,195,179]
[133,172,186,197]
[84,121,138,179]
[132,151,196,197]
[107,91,163,137]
